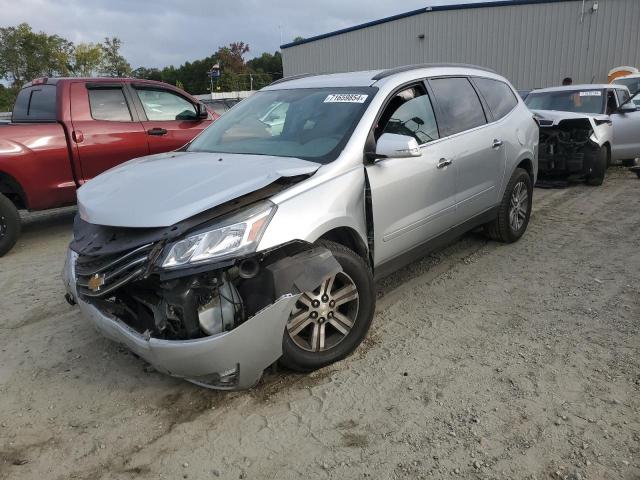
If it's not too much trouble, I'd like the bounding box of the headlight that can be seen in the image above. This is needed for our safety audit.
[161,201,276,268]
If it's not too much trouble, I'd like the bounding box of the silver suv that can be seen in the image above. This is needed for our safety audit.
[63,64,538,390]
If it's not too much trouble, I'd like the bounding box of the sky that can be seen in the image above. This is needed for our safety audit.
[1,0,506,70]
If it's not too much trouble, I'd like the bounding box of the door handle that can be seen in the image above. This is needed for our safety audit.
[72,130,84,143]
[147,127,168,136]
[437,158,452,169]
[492,139,504,149]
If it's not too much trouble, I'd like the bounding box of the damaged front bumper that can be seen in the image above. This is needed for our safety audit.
[63,246,340,390]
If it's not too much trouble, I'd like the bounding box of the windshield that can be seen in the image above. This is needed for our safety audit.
[188,87,376,163]
[525,89,605,114]
[613,77,640,96]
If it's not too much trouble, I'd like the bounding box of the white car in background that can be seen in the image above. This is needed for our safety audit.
[525,84,640,184]
[612,74,640,108]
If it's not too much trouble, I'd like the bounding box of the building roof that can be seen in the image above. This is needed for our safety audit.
[281,0,578,49]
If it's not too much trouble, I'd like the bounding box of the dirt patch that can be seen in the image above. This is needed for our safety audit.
[0,168,639,480]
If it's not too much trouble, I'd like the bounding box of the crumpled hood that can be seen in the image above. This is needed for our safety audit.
[77,151,320,227]
[531,109,609,125]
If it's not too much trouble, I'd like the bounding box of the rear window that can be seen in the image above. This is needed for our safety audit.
[11,85,57,122]
[473,77,518,120]
[429,77,487,136]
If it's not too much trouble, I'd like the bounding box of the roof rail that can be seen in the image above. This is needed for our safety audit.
[268,73,319,86]
[372,63,496,80]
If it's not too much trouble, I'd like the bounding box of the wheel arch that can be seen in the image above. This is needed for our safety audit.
[0,171,27,209]
[317,226,369,264]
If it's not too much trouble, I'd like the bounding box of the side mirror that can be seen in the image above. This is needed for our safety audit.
[617,103,638,113]
[196,102,209,119]
[373,133,421,160]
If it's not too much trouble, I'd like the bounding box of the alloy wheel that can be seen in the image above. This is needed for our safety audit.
[286,271,359,352]
[509,181,529,232]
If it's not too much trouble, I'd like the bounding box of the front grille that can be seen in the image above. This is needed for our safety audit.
[75,243,154,298]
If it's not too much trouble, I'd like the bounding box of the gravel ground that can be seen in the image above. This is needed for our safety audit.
[1,168,639,480]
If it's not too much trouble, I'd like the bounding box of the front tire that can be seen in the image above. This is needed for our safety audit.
[0,194,21,257]
[586,145,607,186]
[280,240,375,372]
[484,168,532,243]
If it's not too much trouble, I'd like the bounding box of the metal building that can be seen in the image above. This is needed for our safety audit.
[280,0,640,89]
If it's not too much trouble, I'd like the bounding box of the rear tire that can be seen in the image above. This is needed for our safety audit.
[484,168,532,243]
[280,240,375,372]
[586,146,607,186]
[0,193,21,257]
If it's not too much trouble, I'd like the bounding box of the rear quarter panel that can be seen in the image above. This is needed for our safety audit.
[501,103,538,193]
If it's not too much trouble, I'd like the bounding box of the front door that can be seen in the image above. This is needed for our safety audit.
[70,82,149,181]
[130,86,209,154]
[610,88,640,162]
[365,84,456,266]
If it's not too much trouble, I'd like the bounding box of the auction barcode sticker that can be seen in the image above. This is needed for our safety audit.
[579,91,602,96]
[324,94,368,103]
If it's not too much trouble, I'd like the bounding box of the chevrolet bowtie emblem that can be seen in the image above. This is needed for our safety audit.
[88,274,106,292]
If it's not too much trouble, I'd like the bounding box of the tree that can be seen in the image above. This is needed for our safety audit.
[0,23,73,86]
[131,66,163,81]
[100,37,131,77]
[292,36,305,42]
[216,41,250,73]
[72,42,103,77]
[247,51,283,79]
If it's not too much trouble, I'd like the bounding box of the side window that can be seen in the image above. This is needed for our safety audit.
[88,88,133,121]
[136,89,197,121]
[429,77,487,136]
[473,77,518,121]
[615,88,630,106]
[11,85,57,122]
[375,85,439,144]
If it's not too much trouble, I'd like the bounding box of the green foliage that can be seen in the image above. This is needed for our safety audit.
[133,44,283,94]
[100,37,131,77]
[0,23,73,86]
[72,42,103,77]
[0,84,19,111]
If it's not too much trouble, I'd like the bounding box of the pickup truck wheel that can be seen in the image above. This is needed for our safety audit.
[484,168,532,243]
[280,240,375,372]
[586,146,607,186]
[0,194,21,256]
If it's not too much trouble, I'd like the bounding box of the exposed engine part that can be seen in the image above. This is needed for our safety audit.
[197,278,242,335]
[538,119,596,178]
[238,258,260,279]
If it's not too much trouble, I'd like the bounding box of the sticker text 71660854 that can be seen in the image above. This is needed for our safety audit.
[324,94,369,103]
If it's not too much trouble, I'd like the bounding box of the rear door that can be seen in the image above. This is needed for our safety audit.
[70,82,149,180]
[610,87,640,161]
[366,83,456,266]
[129,85,210,154]
[428,77,503,224]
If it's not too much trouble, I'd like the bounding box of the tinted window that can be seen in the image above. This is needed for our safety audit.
[429,78,486,136]
[88,88,132,121]
[11,85,57,122]
[525,90,605,114]
[605,90,618,114]
[136,89,196,121]
[473,77,518,120]
[376,86,439,144]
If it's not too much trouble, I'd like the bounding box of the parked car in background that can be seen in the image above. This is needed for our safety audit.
[517,89,531,100]
[0,77,218,256]
[612,74,640,108]
[63,64,538,390]
[525,84,640,184]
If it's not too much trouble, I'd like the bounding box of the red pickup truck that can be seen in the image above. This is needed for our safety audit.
[0,77,218,256]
